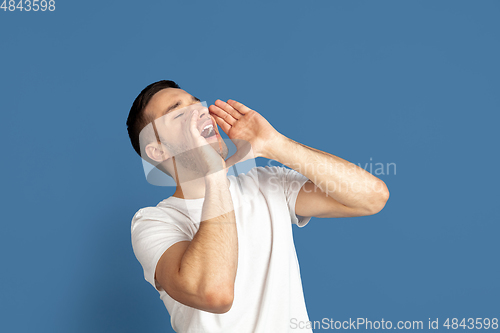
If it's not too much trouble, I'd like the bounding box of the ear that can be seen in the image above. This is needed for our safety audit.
[145,142,171,163]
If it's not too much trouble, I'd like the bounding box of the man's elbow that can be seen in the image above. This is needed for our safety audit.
[203,287,234,314]
[367,183,390,215]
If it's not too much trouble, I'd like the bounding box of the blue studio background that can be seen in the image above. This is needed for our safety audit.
[1,1,499,332]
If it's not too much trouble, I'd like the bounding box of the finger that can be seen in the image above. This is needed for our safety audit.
[225,141,254,168]
[214,99,243,119]
[209,114,224,153]
[225,149,246,168]
[189,109,200,135]
[226,100,252,114]
[209,104,236,126]
[211,113,232,134]
[189,110,206,144]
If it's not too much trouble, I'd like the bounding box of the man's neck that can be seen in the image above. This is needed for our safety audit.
[172,176,206,199]
[172,168,230,199]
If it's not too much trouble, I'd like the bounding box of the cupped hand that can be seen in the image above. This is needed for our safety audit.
[209,100,282,167]
[179,108,226,176]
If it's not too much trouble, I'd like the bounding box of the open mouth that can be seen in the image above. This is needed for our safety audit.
[200,123,216,138]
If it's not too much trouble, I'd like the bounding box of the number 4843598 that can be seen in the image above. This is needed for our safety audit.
[1,0,56,11]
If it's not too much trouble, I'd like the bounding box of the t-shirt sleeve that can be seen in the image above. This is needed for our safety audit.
[131,207,191,292]
[276,166,312,227]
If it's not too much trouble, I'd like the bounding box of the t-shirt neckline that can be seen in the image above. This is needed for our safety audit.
[160,176,235,205]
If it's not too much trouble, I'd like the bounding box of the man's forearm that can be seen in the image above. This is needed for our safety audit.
[268,134,389,212]
[178,172,238,301]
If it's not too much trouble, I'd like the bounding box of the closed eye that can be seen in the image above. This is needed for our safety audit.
[174,113,184,119]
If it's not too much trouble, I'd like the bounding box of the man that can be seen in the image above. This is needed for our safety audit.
[127,80,389,332]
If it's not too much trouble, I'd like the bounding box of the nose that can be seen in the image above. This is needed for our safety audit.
[197,105,209,119]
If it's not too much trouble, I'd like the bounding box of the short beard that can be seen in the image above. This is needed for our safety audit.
[167,139,229,177]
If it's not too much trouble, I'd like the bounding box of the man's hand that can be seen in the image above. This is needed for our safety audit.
[209,99,283,167]
[178,108,226,177]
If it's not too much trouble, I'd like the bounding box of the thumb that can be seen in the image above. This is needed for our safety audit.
[225,140,254,168]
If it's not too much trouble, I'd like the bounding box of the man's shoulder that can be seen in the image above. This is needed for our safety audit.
[130,200,185,227]
[131,206,162,227]
[132,205,164,218]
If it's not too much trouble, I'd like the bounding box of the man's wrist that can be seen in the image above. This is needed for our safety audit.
[204,169,230,187]
[264,133,289,162]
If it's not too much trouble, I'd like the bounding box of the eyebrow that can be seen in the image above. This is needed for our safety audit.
[163,96,201,116]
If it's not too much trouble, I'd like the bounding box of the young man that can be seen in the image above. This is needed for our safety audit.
[127,80,389,332]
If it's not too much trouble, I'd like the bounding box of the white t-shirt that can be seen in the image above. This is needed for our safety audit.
[131,166,313,333]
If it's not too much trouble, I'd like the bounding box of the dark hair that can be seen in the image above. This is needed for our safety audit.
[126,80,181,157]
